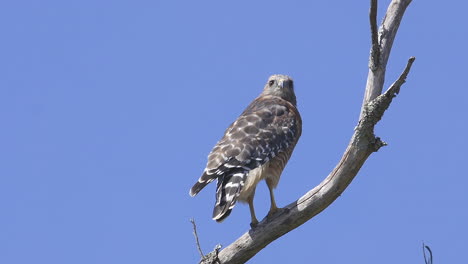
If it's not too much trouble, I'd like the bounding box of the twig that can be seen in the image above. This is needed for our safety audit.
[190,218,205,258]
[359,56,415,142]
[422,242,433,264]
[389,57,416,94]
[191,218,222,264]
[369,0,380,70]
[386,56,415,96]
[365,56,416,120]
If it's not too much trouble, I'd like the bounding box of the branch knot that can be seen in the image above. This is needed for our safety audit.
[200,245,222,264]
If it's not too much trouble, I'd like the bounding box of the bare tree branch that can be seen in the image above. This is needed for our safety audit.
[361,0,413,119]
[198,0,414,263]
[384,56,415,97]
[191,218,222,264]
[190,218,205,258]
[369,0,380,71]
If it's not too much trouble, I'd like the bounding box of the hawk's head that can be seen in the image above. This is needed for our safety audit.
[262,74,296,106]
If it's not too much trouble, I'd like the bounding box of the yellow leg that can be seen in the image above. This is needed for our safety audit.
[247,192,259,228]
[266,178,279,217]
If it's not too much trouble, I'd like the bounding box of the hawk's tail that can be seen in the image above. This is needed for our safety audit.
[189,171,217,197]
[212,171,247,222]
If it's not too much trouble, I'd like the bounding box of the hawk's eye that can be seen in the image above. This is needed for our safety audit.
[268,80,275,86]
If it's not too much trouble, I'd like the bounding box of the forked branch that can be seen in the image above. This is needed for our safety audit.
[361,0,413,117]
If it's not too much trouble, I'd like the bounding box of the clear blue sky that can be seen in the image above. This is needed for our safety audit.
[1,1,467,263]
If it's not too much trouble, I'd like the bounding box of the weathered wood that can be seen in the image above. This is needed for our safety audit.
[361,0,413,119]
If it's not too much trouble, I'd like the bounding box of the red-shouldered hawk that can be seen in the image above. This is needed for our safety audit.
[190,74,302,227]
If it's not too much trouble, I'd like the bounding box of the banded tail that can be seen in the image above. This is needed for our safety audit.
[212,171,248,222]
[189,170,218,197]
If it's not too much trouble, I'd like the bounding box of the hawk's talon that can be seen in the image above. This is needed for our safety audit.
[250,220,259,229]
[266,207,288,221]
[267,208,278,218]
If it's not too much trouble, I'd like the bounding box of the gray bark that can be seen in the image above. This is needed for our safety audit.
[361,0,413,118]
[198,0,414,263]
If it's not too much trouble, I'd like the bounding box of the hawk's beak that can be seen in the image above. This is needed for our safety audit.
[278,80,284,89]
[278,79,292,89]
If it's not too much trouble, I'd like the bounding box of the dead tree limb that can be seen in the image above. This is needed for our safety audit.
[361,0,413,117]
[199,0,414,263]
[190,218,205,258]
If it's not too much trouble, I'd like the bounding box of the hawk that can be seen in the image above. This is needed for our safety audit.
[189,74,302,227]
